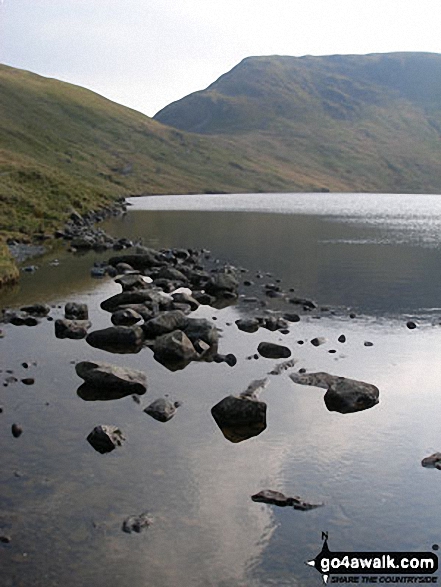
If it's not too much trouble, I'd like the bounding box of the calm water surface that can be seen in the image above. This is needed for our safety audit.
[1,193,441,587]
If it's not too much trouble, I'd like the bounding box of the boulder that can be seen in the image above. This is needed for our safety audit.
[171,292,200,311]
[257,342,291,359]
[111,308,143,326]
[155,266,188,283]
[211,394,267,443]
[144,398,178,422]
[87,425,125,454]
[311,337,326,347]
[75,361,147,394]
[115,274,149,292]
[290,372,379,414]
[86,326,145,353]
[153,330,199,369]
[55,319,91,339]
[235,318,260,333]
[206,271,239,295]
[100,289,172,313]
[65,302,88,320]
[142,310,189,338]
[108,252,162,270]
[184,318,219,350]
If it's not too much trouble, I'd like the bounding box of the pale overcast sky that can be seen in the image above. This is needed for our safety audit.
[1,0,441,117]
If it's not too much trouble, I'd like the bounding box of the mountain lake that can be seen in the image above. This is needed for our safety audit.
[1,192,441,587]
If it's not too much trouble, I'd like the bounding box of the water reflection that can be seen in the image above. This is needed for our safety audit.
[3,194,441,586]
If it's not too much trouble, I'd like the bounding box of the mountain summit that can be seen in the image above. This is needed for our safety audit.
[155,53,441,193]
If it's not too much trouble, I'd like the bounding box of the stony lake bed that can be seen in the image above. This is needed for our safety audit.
[2,193,441,587]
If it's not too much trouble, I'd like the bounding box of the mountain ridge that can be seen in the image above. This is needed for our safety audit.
[154,52,441,196]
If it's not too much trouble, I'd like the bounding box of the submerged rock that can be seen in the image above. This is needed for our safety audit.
[75,361,147,394]
[251,489,323,511]
[122,512,154,533]
[290,372,379,414]
[268,358,297,375]
[87,425,125,454]
[144,398,179,422]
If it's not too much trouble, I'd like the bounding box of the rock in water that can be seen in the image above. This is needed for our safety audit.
[87,425,125,454]
[75,361,147,394]
[65,302,88,320]
[235,318,260,333]
[257,342,291,359]
[55,319,91,339]
[251,489,323,511]
[144,398,178,422]
[152,330,199,370]
[142,310,189,337]
[122,512,154,533]
[86,325,144,353]
[211,394,267,443]
[290,371,379,414]
[421,453,441,469]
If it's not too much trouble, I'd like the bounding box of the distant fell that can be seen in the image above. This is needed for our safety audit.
[155,53,441,193]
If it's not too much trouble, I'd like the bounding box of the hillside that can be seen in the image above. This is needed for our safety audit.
[155,52,441,194]
[0,63,297,242]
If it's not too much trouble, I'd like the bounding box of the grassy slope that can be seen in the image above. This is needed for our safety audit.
[154,52,441,194]
[0,63,277,239]
[0,63,314,282]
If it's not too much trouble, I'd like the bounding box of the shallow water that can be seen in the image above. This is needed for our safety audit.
[1,193,441,587]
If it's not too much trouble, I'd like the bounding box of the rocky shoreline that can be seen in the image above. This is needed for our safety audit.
[1,200,431,553]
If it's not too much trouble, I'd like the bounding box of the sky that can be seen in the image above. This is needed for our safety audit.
[1,0,441,118]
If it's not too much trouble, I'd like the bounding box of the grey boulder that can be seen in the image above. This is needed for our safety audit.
[144,398,179,422]
[86,325,145,353]
[75,361,147,394]
[55,318,91,339]
[290,372,379,414]
[87,425,125,454]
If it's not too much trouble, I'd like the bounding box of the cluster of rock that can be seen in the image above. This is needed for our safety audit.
[54,201,132,252]
[82,246,239,370]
